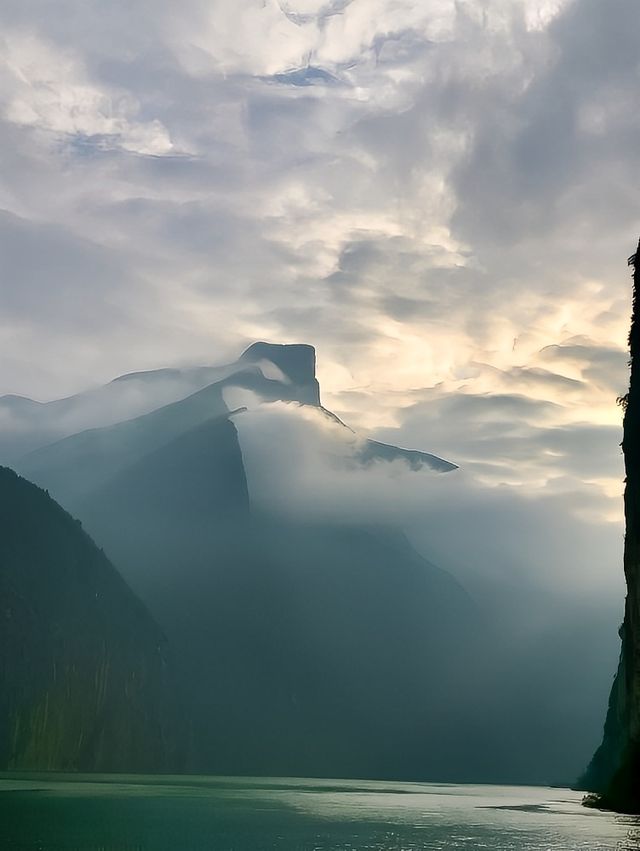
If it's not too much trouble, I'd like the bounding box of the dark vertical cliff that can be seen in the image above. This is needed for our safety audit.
[0,467,179,771]
[582,239,640,811]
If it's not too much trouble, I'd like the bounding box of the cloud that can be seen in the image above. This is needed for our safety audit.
[234,398,624,607]
[1,32,173,155]
[373,382,624,516]
[539,341,629,395]
[0,0,635,529]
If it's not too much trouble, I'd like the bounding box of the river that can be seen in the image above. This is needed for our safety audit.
[1,773,638,850]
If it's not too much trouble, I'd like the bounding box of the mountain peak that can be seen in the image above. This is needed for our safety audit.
[239,342,316,385]
[238,343,320,404]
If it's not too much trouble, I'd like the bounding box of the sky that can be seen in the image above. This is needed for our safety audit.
[1,0,638,538]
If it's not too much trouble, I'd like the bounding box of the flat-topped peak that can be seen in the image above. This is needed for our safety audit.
[239,342,316,386]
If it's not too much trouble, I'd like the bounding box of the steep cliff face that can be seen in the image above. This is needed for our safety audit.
[0,467,178,771]
[582,239,640,811]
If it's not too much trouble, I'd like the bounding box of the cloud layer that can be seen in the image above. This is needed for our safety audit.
[0,0,636,535]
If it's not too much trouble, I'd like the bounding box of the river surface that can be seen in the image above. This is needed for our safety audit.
[1,773,639,851]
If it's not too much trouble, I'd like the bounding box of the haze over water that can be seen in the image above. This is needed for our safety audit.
[1,774,638,851]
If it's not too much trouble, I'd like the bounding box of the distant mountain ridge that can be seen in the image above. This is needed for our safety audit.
[0,343,320,461]
[12,343,455,507]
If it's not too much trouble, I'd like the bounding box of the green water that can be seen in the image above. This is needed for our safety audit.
[1,773,639,851]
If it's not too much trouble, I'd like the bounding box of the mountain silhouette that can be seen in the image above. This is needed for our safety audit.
[0,467,179,771]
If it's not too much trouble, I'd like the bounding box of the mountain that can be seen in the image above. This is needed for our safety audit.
[11,343,454,500]
[0,467,178,772]
[11,343,485,779]
[0,342,320,462]
[210,518,484,780]
[48,418,475,778]
[582,241,640,812]
[79,476,483,778]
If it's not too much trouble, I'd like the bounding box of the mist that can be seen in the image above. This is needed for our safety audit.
[2,0,640,843]
[0,343,620,784]
[234,396,624,781]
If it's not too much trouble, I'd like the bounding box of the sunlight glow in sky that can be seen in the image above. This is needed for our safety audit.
[1,0,637,524]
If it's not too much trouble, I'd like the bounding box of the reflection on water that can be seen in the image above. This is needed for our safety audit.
[619,829,640,851]
[1,773,639,851]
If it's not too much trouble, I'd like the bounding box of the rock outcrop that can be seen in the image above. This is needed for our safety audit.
[239,341,320,404]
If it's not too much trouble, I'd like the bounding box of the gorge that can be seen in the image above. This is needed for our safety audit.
[0,342,620,784]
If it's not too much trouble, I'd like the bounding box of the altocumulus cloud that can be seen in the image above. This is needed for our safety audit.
[0,0,636,532]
